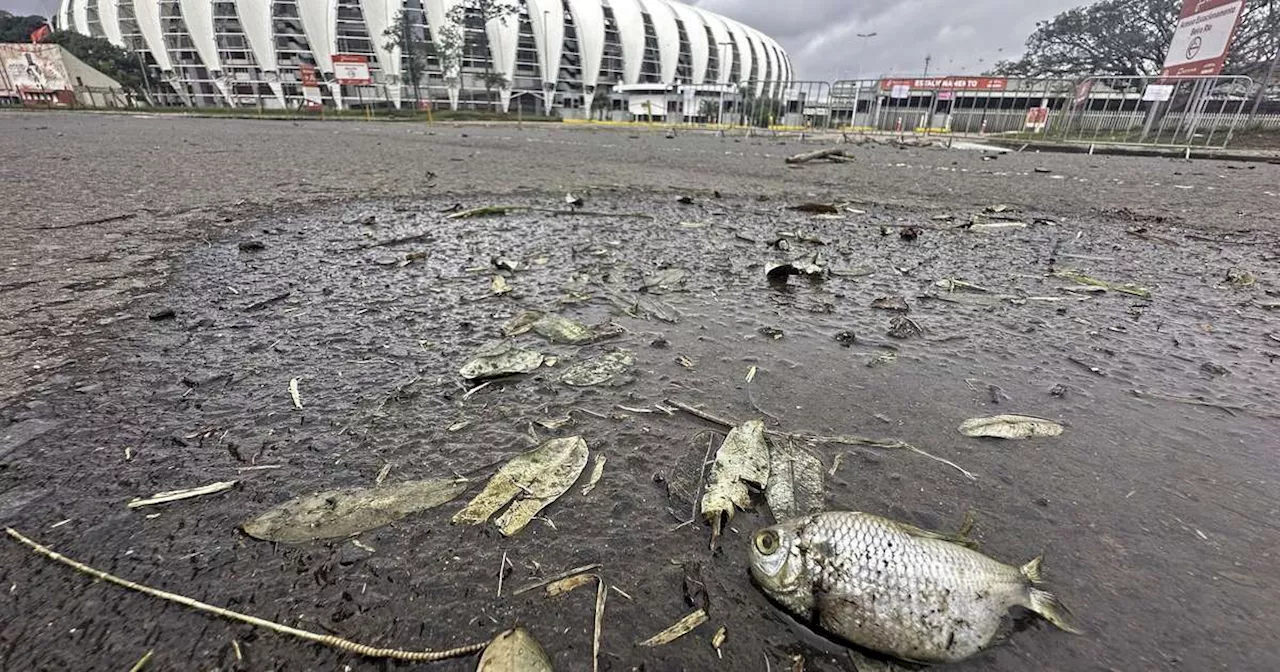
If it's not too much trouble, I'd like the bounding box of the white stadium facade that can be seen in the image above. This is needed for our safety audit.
[53,0,791,117]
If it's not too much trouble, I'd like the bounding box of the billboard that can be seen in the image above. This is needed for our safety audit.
[299,64,322,108]
[0,44,70,94]
[332,54,371,86]
[1161,0,1245,77]
[880,77,1007,92]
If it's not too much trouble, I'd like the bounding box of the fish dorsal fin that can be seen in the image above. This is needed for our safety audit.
[890,512,979,550]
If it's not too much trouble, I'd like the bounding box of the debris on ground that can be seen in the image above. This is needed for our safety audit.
[491,275,513,295]
[560,351,635,387]
[958,415,1065,439]
[765,440,825,522]
[453,436,589,536]
[935,278,993,293]
[784,147,850,165]
[1054,270,1151,298]
[711,626,727,658]
[1225,268,1256,287]
[288,377,303,409]
[867,352,898,368]
[758,327,785,341]
[871,296,910,313]
[125,480,235,510]
[460,342,546,380]
[637,609,710,647]
[532,314,596,344]
[899,226,923,241]
[477,627,553,672]
[766,259,826,286]
[502,311,545,337]
[581,454,606,496]
[788,203,841,215]
[1200,362,1230,377]
[241,478,469,542]
[886,316,923,340]
[682,562,710,611]
[834,330,857,347]
[641,268,690,294]
[701,420,770,547]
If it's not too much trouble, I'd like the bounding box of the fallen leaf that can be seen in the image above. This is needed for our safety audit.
[560,351,635,387]
[241,478,468,542]
[712,626,727,658]
[871,296,910,312]
[460,342,545,380]
[765,440,825,522]
[641,268,689,294]
[958,415,1065,440]
[701,420,770,545]
[477,627,553,671]
[886,316,923,340]
[545,573,596,597]
[638,609,709,646]
[288,378,302,409]
[453,436,589,536]
[1054,270,1151,298]
[491,275,513,295]
[502,311,544,337]
[533,315,596,344]
[581,454,606,496]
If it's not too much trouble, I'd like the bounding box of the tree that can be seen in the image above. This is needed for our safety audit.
[697,98,718,121]
[445,0,519,109]
[993,0,1280,77]
[384,10,428,106]
[0,12,48,42]
[48,31,145,92]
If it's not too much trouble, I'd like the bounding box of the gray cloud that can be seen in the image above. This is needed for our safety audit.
[693,0,1089,81]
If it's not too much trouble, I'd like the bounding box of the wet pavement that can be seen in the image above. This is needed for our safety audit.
[1,112,1279,671]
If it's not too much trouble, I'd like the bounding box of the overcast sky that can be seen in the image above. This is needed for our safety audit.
[3,0,1091,79]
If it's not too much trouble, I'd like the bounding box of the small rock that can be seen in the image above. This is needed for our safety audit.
[834,330,857,347]
[676,195,694,205]
[871,296,910,313]
[758,326,785,340]
[1201,362,1230,376]
[1034,167,1052,174]
[1034,497,1050,507]
[1049,384,1069,397]
[886,316,923,340]
[899,227,923,241]
[148,308,176,321]
[238,240,266,252]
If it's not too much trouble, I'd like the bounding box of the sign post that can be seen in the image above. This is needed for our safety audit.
[332,54,371,119]
[1147,0,1246,143]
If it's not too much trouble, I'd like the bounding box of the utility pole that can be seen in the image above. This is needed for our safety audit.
[855,32,877,80]
[923,54,932,79]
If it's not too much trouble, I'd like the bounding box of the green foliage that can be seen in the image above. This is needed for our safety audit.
[50,31,145,91]
[994,0,1280,77]
[697,98,718,120]
[383,9,428,101]
[0,12,47,42]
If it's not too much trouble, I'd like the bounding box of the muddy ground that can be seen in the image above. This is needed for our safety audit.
[1,112,1279,671]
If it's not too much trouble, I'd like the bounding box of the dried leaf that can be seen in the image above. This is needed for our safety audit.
[460,342,545,380]
[870,296,910,312]
[448,205,528,219]
[701,420,769,544]
[241,478,468,542]
[491,275,513,295]
[502,311,544,337]
[453,436,590,536]
[641,268,689,294]
[288,378,302,409]
[958,415,1065,440]
[765,441,825,522]
[712,626,727,657]
[129,481,237,509]
[581,454,606,496]
[560,351,635,387]
[533,315,596,344]
[1054,270,1151,298]
[638,609,709,646]
[545,573,596,597]
[477,627,553,672]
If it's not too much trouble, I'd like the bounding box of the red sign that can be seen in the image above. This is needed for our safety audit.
[332,54,371,86]
[29,23,51,44]
[299,64,318,87]
[1161,0,1245,77]
[880,77,1007,92]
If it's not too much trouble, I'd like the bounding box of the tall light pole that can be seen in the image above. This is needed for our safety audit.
[923,54,932,79]
[855,32,877,80]
[718,40,732,125]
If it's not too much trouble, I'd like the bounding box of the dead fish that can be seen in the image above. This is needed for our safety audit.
[749,511,1076,663]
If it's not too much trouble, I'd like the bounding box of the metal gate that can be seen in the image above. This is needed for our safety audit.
[1055,75,1254,149]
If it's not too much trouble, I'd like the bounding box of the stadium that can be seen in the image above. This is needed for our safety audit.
[52,0,791,118]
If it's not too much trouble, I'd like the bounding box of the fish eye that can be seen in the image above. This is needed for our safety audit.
[754,530,780,555]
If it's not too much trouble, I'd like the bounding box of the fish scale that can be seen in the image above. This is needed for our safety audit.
[751,511,1076,663]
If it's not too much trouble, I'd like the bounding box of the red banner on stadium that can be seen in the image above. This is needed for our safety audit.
[299,64,318,87]
[879,77,1007,92]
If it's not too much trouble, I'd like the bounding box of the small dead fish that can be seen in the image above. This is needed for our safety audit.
[749,511,1076,663]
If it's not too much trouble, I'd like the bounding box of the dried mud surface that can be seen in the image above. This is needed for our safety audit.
[1,112,1279,671]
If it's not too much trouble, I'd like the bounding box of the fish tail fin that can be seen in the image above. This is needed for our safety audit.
[1020,555,1044,584]
[1028,587,1081,635]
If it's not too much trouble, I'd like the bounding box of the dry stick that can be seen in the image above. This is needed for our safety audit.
[127,649,154,672]
[784,147,846,164]
[1131,389,1280,420]
[592,579,607,672]
[512,563,603,597]
[665,399,977,481]
[4,528,487,663]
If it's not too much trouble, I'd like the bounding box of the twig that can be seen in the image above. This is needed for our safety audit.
[1131,389,1280,419]
[4,528,487,662]
[512,563,603,596]
[462,381,494,401]
[127,649,154,672]
[496,550,509,598]
[38,213,137,230]
[593,579,607,672]
[784,147,847,165]
[127,481,237,509]
[665,399,976,481]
